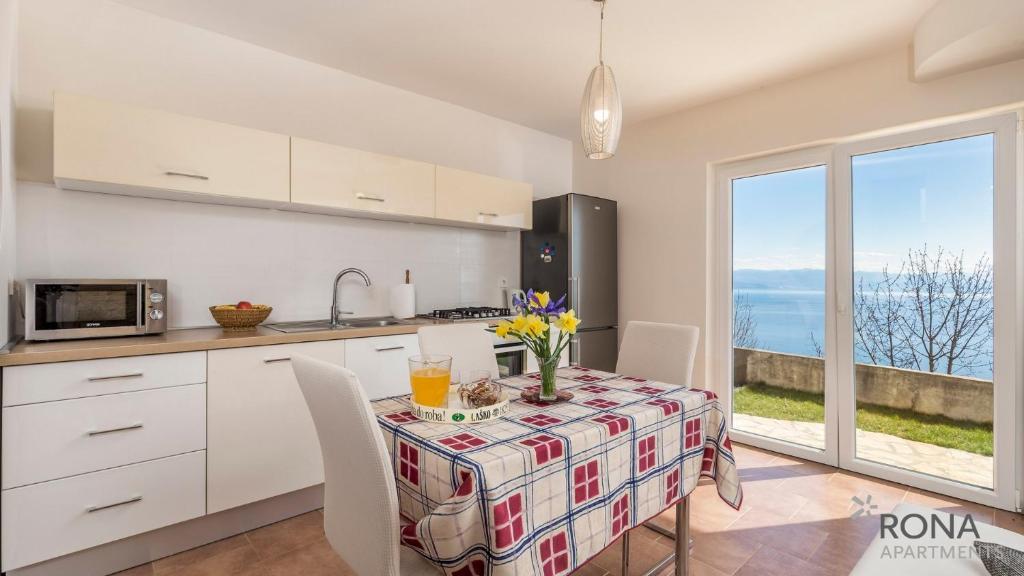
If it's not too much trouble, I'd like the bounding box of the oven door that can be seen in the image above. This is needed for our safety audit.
[495,343,527,378]
[26,280,145,341]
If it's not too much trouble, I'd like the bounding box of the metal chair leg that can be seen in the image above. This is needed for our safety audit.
[675,497,689,576]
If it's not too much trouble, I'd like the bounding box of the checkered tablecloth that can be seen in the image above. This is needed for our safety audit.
[372,366,743,576]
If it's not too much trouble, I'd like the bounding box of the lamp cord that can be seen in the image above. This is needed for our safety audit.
[598,0,605,64]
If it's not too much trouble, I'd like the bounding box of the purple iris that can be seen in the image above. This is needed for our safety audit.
[523,289,567,315]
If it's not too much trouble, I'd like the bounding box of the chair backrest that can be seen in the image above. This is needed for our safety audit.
[291,355,400,576]
[615,321,700,386]
[417,323,500,380]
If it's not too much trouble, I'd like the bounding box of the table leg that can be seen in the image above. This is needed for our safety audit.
[675,496,689,576]
[621,530,630,575]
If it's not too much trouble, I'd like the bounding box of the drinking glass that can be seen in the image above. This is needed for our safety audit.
[408,354,452,408]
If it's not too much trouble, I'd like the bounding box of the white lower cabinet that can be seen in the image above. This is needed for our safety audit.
[206,340,346,513]
[1,451,206,572]
[344,334,420,400]
[2,384,206,489]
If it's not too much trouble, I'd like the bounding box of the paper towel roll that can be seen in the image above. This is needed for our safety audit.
[390,284,416,319]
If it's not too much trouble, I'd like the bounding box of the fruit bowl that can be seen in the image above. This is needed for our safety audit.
[209,304,272,332]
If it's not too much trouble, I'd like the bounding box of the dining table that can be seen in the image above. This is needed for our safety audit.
[371,365,743,576]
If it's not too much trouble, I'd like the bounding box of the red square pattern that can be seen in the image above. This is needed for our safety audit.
[520,434,565,465]
[578,384,610,393]
[574,374,603,383]
[521,413,563,427]
[665,467,680,505]
[385,411,418,423]
[593,413,630,436]
[398,442,419,486]
[572,460,600,504]
[439,433,487,451]
[452,559,486,576]
[633,386,666,395]
[701,446,716,474]
[647,398,681,417]
[583,398,619,410]
[539,531,570,576]
[622,376,647,383]
[684,418,702,449]
[611,493,630,537]
[493,493,525,548]
[637,435,657,473]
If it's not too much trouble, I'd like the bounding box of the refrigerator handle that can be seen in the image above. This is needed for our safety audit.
[570,276,581,318]
[570,335,580,367]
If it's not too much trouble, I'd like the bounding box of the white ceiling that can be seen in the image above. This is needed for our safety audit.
[114,0,938,139]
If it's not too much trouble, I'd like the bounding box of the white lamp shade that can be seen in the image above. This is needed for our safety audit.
[580,63,622,160]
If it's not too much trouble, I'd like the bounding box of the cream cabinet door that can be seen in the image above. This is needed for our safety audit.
[207,340,345,513]
[435,166,533,229]
[344,334,420,400]
[291,137,435,217]
[54,92,289,203]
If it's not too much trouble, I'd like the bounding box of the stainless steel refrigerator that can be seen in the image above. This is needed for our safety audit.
[521,194,618,371]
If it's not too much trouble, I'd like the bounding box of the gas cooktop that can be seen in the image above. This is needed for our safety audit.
[422,307,512,321]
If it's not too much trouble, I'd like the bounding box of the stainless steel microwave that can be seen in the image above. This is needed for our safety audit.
[24,279,167,341]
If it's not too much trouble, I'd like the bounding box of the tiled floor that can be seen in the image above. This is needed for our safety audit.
[116,443,1024,576]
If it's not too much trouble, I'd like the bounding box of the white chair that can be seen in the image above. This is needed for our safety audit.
[417,323,500,380]
[616,321,700,387]
[291,355,439,576]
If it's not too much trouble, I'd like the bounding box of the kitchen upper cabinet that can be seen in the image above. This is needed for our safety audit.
[435,165,533,229]
[291,137,435,218]
[53,92,289,203]
[207,340,345,513]
[344,334,420,400]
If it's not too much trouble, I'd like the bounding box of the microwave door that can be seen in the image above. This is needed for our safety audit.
[29,282,143,340]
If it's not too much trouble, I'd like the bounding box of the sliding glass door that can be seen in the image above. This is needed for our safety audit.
[719,113,1019,508]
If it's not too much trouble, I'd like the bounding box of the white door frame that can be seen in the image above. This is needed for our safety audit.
[713,146,838,467]
[712,111,1022,511]
[833,112,1019,510]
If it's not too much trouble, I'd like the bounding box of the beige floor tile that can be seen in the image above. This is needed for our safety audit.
[261,538,355,576]
[805,532,872,575]
[725,507,829,560]
[993,509,1024,534]
[113,564,154,576]
[690,531,762,575]
[734,546,840,576]
[158,545,262,576]
[153,535,253,575]
[246,511,327,562]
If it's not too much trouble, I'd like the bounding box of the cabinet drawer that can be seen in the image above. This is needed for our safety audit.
[2,384,206,489]
[435,165,533,229]
[344,334,420,400]
[207,340,345,513]
[1,451,206,571]
[2,351,206,406]
[291,137,435,217]
[54,92,290,203]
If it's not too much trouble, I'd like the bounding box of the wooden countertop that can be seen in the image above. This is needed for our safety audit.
[0,318,474,367]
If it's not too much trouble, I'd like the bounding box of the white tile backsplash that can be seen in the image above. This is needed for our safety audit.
[16,182,520,328]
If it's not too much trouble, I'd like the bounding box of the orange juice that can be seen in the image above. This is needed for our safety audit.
[410,367,450,407]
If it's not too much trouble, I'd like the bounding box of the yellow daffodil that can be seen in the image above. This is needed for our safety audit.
[525,314,549,338]
[495,319,513,339]
[554,310,580,334]
[511,314,529,333]
[532,291,551,309]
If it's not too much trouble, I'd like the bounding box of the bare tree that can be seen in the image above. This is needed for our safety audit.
[733,294,759,350]
[853,245,993,377]
[808,331,823,358]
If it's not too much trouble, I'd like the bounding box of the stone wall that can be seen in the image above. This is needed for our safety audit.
[733,348,993,424]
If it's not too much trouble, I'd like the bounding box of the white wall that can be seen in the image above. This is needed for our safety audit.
[575,48,1024,391]
[12,0,574,330]
[0,0,17,346]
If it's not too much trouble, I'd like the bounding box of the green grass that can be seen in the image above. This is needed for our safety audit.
[733,383,993,456]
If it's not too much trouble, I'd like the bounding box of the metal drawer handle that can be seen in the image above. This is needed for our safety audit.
[87,422,144,436]
[264,357,292,364]
[87,372,144,382]
[86,495,143,513]
[375,345,405,352]
[478,211,499,217]
[165,171,209,180]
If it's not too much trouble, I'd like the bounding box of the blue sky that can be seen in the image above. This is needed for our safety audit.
[732,134,994,272]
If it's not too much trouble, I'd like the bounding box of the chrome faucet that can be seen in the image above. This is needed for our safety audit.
[330,268,372,328]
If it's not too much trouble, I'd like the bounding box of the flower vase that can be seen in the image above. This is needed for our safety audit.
[537,355,559,401]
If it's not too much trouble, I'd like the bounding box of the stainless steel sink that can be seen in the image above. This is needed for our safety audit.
[265,317,407,333]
